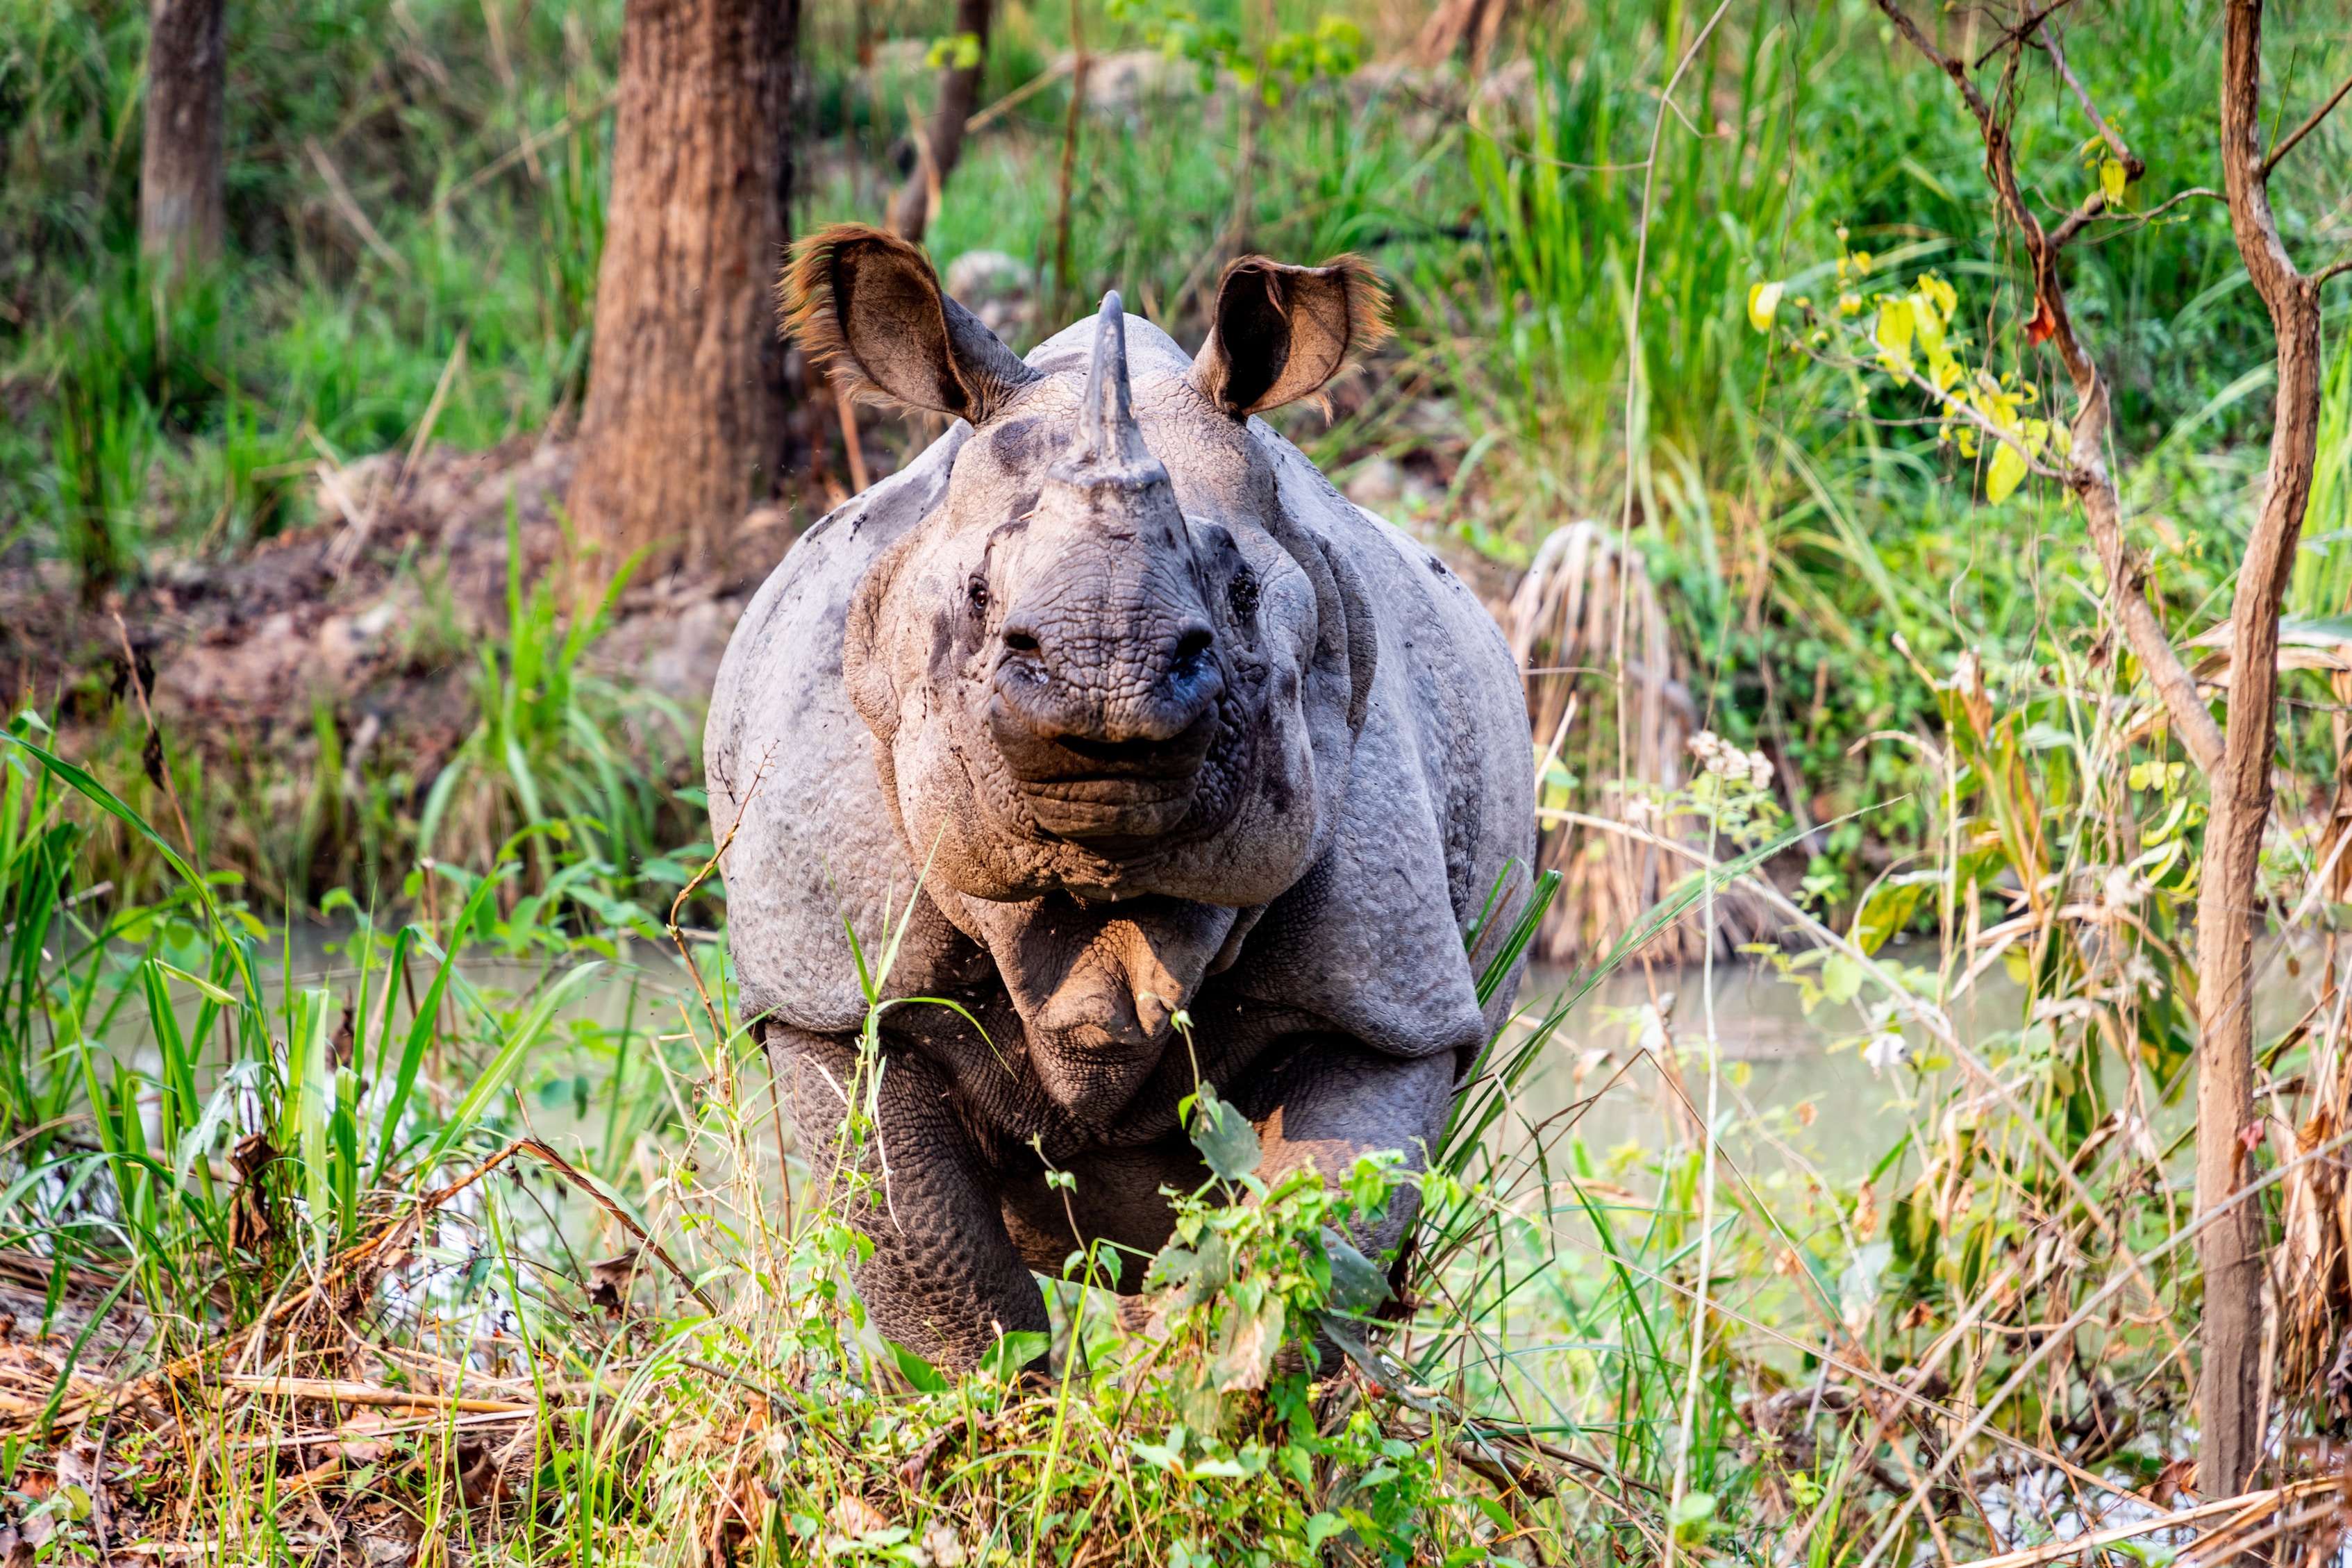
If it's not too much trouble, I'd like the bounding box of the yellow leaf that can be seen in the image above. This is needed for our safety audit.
[1918,274,1957,321]
[1876,297,1915,358]
[1986,441,2028,504]
[1930,351,1963,393]
[1912,292,1944,353]
[2099,158,2127,208]
[1747,280,1784,333]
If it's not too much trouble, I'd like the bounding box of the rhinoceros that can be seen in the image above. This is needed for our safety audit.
[704,224,1535,1369]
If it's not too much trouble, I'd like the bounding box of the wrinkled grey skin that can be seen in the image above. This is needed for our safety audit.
[706,297,1533,1370]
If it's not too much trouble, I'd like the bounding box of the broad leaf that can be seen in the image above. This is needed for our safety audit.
[1985,440,2028,504]
[977,1331,1049,1381]
[1187,1085,1260,1181]
[1746,280,1783,333]
[1323,1231,1392,1315]
[882,1339,950,1394]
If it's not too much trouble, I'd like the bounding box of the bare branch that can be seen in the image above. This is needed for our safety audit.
[2046,189,2114,251]
[2046,34,2143,181]
[2316,255,2352,287]
[1874,0,2224,773]
[2260,66,2352,181]
[1970,0,2082,71]
[2118,185,2226,224]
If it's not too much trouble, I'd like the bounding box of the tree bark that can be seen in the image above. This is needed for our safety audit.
[888,0,990,244]
[2195,0,2326,1503]
[140,0,227,270]
[566,0,798,583]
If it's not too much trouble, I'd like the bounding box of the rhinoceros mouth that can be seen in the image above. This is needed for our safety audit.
[1012,766,1206,846]
[983,695,1226,845]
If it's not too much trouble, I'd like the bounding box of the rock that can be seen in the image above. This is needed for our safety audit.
[1344,457,1403,507]
[942,251,1036,343]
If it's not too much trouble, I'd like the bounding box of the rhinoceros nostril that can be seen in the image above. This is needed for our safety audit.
[1002,628,1041,653]
[1173,626,1214,665]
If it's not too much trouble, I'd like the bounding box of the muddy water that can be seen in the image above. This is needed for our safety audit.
[174,928,2320,1191]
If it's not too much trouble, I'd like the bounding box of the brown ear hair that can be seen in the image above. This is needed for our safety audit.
[782,224,1039,422]
[1188,255,1389,419]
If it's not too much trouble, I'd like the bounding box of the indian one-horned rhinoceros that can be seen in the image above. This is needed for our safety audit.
[703,224,1535,1369]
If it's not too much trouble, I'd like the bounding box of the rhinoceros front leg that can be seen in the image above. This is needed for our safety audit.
[1230,1036,1460,1271]
[770,1023,1051,1371]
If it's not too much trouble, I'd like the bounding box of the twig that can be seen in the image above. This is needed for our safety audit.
[1874,0,2224,774]
[219,1376,532,1414]
[963,58,1071,134]
[402,326,469,486]
[831,371,870,495]
[2260,67,2352,180]
[2045,34,2141,179]
[110,613,196,859]
[1941,1482,2338,1568]
[1970,0,2081,69]
[431,88,619,215]
[1050,0,1088,312]
[305,138,409,278]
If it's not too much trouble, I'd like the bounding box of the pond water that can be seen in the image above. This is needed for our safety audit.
[128,921,2323,1202]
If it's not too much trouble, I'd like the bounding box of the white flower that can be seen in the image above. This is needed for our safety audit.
[1864,1028,1909,1075]
[2101,866,2144,909]
[1748,751,1775,790]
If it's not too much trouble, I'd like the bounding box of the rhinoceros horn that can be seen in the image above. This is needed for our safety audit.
[1049,291,1168,494]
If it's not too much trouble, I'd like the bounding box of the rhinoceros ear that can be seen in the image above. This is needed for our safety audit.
[1190,255,1389,419]
[783,224,1040,423]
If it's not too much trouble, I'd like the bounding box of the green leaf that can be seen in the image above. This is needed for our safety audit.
[1322,1231,1392,1315]
[1850,875,1932,957]
[1746,280,1783,333]
[1821,951,1866,1006]
[1306,1514,1349,1551]
[153,959,236,1006]
[1187,1083,1260,1181]
[1670,1491,1718,1537]
[1985,440,2028,504]
[881,1339,950,1394]
[977,1330,1048,1381]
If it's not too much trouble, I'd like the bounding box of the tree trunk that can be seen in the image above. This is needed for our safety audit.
[140,0,227,270]
[889,0,990,243]
[566,0,798,584]
[2195,0,2326,1503]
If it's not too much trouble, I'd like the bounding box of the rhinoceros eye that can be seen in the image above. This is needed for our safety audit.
[1227,570,1260,622]
[967,575,990,614]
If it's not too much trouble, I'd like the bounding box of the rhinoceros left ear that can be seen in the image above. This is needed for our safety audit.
[1189,255,1389,419]
[783,224,1040,423]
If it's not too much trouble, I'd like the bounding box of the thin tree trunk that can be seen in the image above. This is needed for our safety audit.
[566,0,798,584]
[2195,0,2329,1502]
[140,0,227,270]
[888,0,990,244]
[1049,0,1085,317]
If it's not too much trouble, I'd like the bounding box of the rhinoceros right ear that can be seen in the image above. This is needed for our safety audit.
[1190,255,1390,419]
[783,224,1040,423]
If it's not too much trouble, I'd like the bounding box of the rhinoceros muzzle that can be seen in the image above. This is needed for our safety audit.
[985,682,1223,845]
